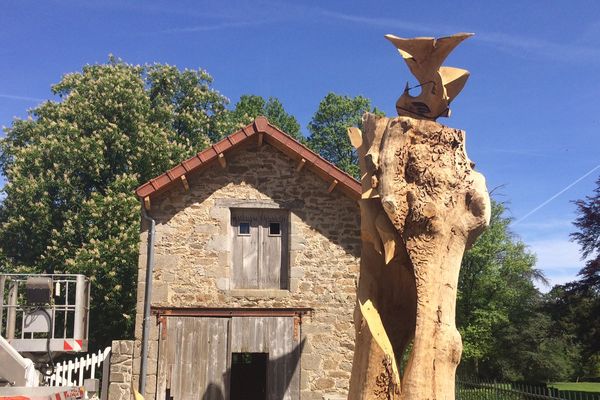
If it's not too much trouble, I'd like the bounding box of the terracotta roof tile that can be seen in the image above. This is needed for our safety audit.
[135,116,361,201]
[229,130,246,144]
[199,148,217,162]
[182,156,202,170]
[242,125,254,136]
[253,116,269,132]
[169,165,187,177]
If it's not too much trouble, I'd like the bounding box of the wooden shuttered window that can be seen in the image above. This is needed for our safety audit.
[231,209,289,289]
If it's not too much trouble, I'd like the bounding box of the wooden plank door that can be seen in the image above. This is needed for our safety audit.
[266,317,300,400]
[157,317,230,400]
[230,316,300,400]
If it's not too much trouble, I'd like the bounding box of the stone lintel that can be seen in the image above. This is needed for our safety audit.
[228,289,290,298]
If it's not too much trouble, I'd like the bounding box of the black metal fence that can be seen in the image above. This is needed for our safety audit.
[456,378,600,400]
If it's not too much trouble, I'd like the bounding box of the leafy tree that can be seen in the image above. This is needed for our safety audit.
[540,179,600,380]
[144,63,230,146]
[542,175,600,379]
[0,59,228,349]
[488,305,579,382]
[458,201,537,361]
[456,201,575,381]
[220,95,302,141]
[544,283,600,379]
[307,93,382,179]
[571,176,600,289]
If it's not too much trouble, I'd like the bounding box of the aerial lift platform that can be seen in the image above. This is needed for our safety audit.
[0,274,90,400]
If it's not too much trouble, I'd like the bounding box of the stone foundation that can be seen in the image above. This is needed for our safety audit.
[107,340,134,400]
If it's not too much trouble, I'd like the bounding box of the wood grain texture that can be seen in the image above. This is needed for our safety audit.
[348,114,490,400]
[231,209,289,290]
[157,316,300,400]
[157,317,229,400]
[156,319,168,399]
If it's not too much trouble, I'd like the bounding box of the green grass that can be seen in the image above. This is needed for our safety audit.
[549,382,600,393]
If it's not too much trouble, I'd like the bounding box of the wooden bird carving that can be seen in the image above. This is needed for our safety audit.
[385,32,473,120]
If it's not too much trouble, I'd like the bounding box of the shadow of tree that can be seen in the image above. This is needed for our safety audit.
[215,338,306,400]
[202,383,224,400]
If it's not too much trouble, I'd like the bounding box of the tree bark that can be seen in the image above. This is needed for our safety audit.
[348,114,490,400]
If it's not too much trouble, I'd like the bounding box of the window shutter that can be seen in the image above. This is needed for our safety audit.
[231,209,289,290]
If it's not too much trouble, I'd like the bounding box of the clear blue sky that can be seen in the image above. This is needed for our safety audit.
[1,0,599,288]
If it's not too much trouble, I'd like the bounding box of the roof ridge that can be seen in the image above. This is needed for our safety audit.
[135,116,360,201]
[258,117,357,185]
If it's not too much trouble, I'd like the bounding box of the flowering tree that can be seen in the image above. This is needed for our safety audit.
[0,59,228,348]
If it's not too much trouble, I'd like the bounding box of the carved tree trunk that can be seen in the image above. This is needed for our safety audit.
[348,114,490,400]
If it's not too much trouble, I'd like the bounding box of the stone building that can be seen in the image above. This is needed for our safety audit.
[109,117,362,400]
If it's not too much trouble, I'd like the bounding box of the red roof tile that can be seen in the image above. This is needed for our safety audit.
[135,116,361,201]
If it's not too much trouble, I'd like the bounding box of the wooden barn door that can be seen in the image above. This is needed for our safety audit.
[156,315,301,400]
[157,317,229,400]
[230,317,300,400]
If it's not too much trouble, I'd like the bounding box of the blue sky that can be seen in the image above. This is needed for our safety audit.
[1,0,599,289]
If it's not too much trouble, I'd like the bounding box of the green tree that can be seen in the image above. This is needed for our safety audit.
[144,63,230,146]
[458,201,538,362]
[457,201,574,381]
[307,93,382,179]
[542,177,600,380]
[0,59,228,349]
[571,176,600,289]
[488,305,579,382]
[544,283,599,379]
[220,95,302,141]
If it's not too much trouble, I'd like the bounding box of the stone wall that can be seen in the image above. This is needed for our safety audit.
[133,142,361,400]
[107,340,134,400]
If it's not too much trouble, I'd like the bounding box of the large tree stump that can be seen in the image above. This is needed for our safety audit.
[348,113,490,400]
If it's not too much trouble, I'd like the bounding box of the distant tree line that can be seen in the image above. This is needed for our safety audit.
[541,178,600,381]
[0,59,597,382]
[457,197,599,382]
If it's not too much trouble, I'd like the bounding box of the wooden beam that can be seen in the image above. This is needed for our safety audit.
[151,306,313,318]
[296,158,306,172]
[327,179,338,193]
[257,132,264,147]
[143,196,151,210]
[218,153,227,168]
[180,175,189,191]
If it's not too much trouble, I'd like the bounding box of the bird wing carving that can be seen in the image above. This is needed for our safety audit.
[439,66,470,104]
[385,33,473,120]
[385,33,472,71]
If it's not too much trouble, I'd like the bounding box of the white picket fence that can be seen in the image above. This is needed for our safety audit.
[46,346,111,388]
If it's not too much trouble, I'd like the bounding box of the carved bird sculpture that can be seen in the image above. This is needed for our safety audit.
[385,32,473,120]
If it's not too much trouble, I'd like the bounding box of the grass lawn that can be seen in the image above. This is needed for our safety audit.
[549,382,600,393]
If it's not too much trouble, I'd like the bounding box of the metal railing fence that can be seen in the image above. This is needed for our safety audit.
[456,378,600,400]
